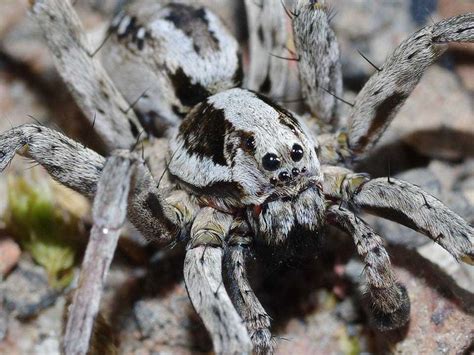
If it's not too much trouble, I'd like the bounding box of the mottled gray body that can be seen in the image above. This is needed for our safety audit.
[102,1,242,135]
[1,1,473,354]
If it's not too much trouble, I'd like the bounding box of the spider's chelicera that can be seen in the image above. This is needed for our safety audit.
[1,1,473,354]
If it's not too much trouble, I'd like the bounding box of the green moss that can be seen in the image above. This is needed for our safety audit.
[338,326,361,355]
[4,175,78,289]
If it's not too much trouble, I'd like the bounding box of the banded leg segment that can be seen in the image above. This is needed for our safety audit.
[327,206,410,330]
[64,152,135,355]
[225,219,273,354]
[322,166,474,264]
[184,208,252,354]
[293,0,343,128]
[346,13,474,156]
[244,0,289,98]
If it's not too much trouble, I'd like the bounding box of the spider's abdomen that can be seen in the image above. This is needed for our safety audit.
[101,1,242,136]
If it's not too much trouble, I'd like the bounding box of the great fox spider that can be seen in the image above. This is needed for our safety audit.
[1,0,473,354]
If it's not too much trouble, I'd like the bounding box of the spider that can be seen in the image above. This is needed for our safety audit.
[1,0,473,354]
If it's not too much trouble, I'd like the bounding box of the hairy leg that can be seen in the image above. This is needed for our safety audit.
[32,0,143,150]
[63,151,135,354]
[225,219,273,354]
[323,166,474,264]
[184,208,252,354]
[0,124,104,196]
[0,125,200,352]
[316,13,474,164]
[347,13,473,157]
[244,0,289,98]
[293,0,343,128]
[317,13,474,165]
[351,178,474,264]
[327,206,410,330]
[0,124,192,241]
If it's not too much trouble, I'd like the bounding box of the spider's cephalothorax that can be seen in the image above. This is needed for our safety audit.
[2,1,473,354]
[169,88,325,244]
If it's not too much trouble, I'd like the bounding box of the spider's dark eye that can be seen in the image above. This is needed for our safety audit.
[279,171,290,182]
[288,124,297,134]
[291,144,304,162]
[245,136,256,151]
[262,153,281,171]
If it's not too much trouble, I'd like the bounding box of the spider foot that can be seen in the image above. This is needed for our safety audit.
[369,283,410,331]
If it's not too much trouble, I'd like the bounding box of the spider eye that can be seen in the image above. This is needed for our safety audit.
[245,136,256,151]
[262,153,281,171]
[279,171,290,182]
[291,144,304,162]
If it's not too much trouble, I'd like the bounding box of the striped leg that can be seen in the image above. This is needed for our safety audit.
[327,206,410,330]
[322,166,474,265]
[225,219,273,354]
[184,208,252,354]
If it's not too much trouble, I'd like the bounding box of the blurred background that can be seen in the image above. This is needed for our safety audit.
[0,0,473,354]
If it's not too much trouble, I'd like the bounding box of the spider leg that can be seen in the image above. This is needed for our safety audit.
[184,208,252,354]
[327,205,410,330]
[0,124,194,241]
[0,124,105,196]
[344,13,473,158]
[225,219,273,354]
[244,0,289,98]
[351,178,474,264]
[1,125,199,352]
[292,0,344,128]
[323,166,474,264]
[63,151,135,354]
[32,0,143,150]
